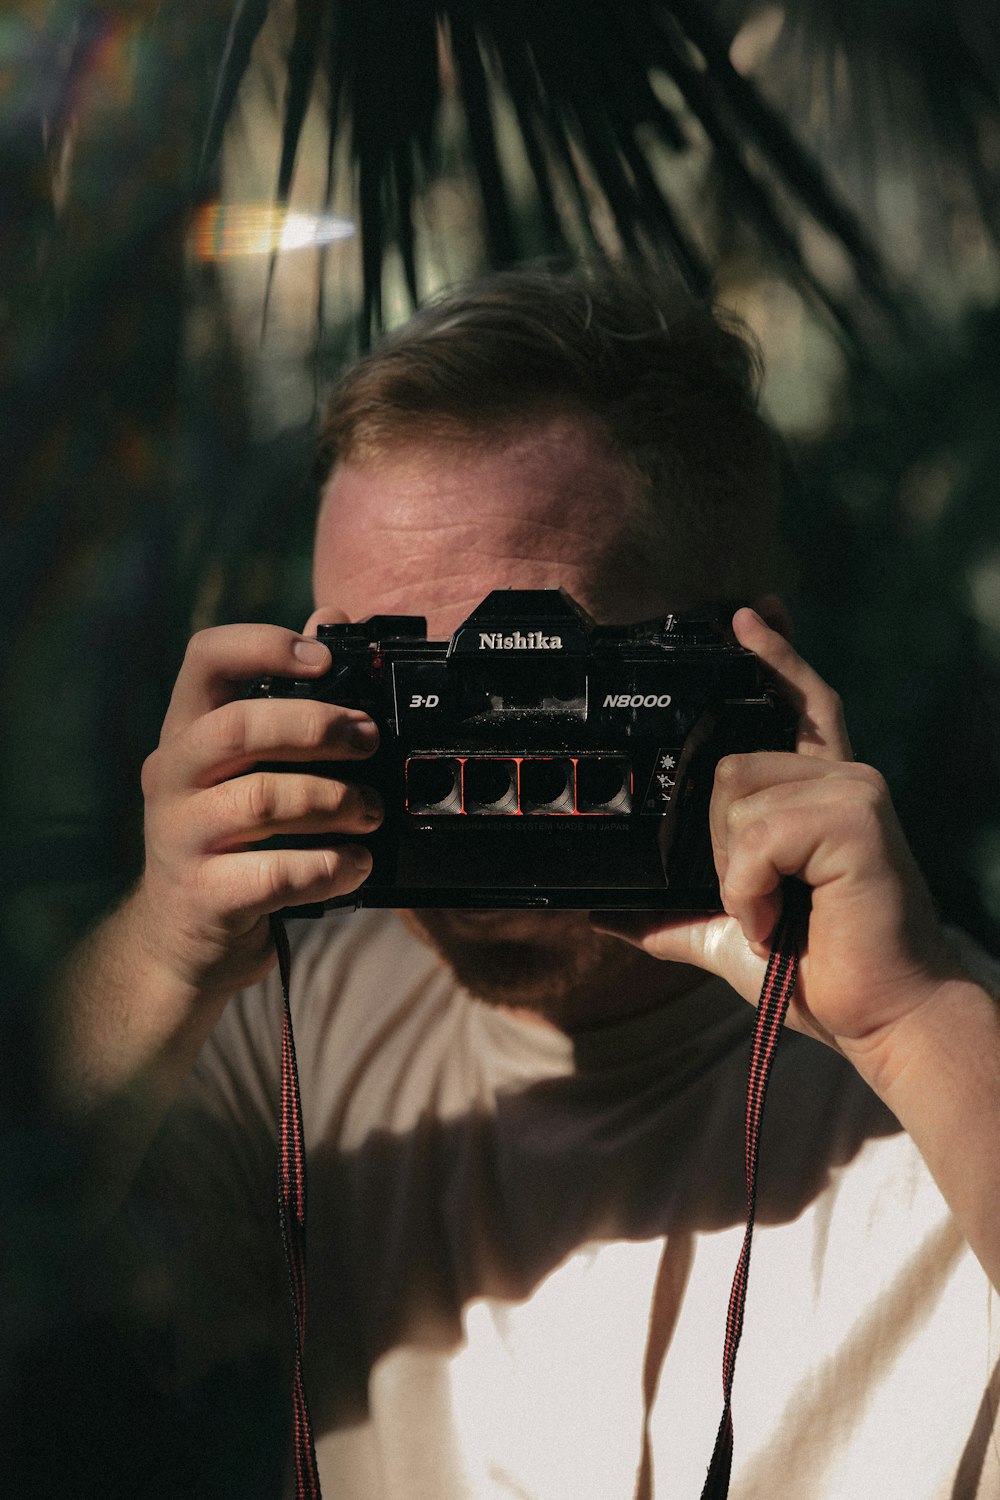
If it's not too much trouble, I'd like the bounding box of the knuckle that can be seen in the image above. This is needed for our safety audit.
[714,755,747,792]
[298,706,332,755]
[255,844,369,907]
[845,779,885,830]
[192,854,235,918]
[248,621,292,659]
[284,775,322,824]
[243,772,276,827]
[819,685,846,727]
[232,850,292,913]
[319,776,350,817]
[724,785,765,836]
[244,621,302,673]
[182,627,221,674]
[313,848,345,892]
[140,749,161,800]
[210,700,249,760]
[312,844,370,894]
[851,761,887,795]
[260,853,291,908]
[290,773,344,826]
[737,814,772,854]
[183,622,292,683]
[720,868,752,911]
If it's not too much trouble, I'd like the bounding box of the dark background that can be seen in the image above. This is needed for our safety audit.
[4,2,1000,1493]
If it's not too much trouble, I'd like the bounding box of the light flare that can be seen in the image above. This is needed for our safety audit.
[190,202,355,261]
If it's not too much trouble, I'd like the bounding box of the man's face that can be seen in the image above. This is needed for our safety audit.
[312,412,708,1025]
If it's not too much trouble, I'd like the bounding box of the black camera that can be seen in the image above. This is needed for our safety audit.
[243,589,795,911]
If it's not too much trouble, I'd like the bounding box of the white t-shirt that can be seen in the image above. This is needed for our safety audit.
[130,910,1000,1499]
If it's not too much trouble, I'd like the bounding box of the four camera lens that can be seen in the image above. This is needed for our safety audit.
[405,755,634,816]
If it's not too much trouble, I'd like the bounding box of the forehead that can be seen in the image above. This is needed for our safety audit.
[313,414,688,637]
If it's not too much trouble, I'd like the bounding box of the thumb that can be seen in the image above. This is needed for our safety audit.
[592,910,770,1004]
[592,910,724,965]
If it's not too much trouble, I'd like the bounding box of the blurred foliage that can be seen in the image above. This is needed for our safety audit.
[4,1,1000,1491]
[200,0,907,343]
[785,307,1000,947]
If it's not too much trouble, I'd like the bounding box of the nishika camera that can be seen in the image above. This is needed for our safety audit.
[243,589,795,911]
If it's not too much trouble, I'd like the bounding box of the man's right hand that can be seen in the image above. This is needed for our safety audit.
[134,622,382,1002]
[50,621,380,1155]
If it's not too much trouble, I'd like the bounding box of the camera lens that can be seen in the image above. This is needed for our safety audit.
[521,757,574,814]
[577,757,632,815]
[406,757,463,815]
[464,758,518,814]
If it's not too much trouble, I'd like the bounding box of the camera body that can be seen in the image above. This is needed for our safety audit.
[243,589,795,911]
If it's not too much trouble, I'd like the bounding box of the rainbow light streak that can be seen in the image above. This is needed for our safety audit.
[191,202,355,260]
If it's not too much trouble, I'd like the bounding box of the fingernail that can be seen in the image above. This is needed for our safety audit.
[347,715,379,750]
[342,843,373,873]
[360,785,383,822]
[294,638,331,666]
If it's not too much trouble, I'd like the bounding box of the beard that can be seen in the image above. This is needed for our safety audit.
[398,907,683,1027]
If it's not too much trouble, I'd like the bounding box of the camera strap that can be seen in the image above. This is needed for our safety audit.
[698,880,807,1500]
[271,912,322,1500]
[270,886,806,1500]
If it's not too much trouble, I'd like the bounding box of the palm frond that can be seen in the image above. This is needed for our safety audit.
[200,0,274,181]
[715,0,1000,266]
[203,0,971,349]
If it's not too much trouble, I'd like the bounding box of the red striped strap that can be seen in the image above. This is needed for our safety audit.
[272,882,807,1500]
[699,881,807,1500]
[271,913,322,1500]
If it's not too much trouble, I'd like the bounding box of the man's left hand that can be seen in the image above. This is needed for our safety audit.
[597,607,962,1080]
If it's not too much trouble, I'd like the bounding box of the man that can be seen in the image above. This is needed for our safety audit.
[58,266,1000,1497]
